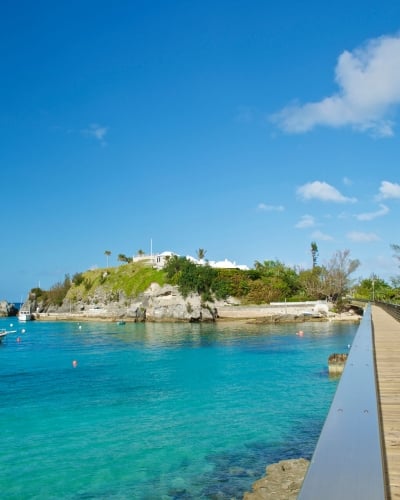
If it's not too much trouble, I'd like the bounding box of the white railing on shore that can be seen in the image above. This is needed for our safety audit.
[298,304,386,499]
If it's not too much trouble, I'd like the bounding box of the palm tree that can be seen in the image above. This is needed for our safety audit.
[118,253,132,264]
[104,250,111,268]
[118,253,127,263]
[310,242,318,269]
[196,248,207,261]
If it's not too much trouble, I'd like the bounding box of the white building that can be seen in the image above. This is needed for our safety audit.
[132,249,249,271]
[154,252,249,271]
[153,251,178,269]
[208,258,249,271]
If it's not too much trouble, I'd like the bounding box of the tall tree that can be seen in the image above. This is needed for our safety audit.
[322,249,360,301]
[390,244,400,286]
[104,250,111,268]
[311,241,319,268]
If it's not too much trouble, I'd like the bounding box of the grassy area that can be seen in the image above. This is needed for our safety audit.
[66,262,167,302]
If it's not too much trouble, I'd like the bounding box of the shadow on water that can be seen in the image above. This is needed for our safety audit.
[147,415,325,500]
[196,417,322,499]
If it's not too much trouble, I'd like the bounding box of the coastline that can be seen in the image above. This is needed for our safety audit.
[30,306,362,324]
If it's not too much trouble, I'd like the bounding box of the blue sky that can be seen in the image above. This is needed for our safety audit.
[2,0,400,301]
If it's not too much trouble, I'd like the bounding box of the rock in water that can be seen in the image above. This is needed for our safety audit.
[243,458,309,499]
[328,352,348,376]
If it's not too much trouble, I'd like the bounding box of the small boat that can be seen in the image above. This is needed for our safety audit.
[18,305,32,321]
[0,329,17,343]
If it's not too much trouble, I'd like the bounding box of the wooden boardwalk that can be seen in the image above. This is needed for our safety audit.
[373,305,400,499]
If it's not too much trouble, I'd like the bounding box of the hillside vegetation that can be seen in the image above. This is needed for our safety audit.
[30,261,167,308]
[27,248,396,313]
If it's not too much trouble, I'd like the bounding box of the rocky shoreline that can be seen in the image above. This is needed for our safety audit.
[0,300,18,318]
[243,458,310,499]
[11,283,364,324]
[30,308,361,324]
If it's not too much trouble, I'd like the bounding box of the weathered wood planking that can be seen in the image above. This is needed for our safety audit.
[373,305,400,499]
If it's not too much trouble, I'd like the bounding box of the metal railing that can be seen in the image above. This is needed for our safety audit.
[298,304,386,499]
[350,298,400,323]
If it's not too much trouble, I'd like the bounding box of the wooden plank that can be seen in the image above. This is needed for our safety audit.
[372,305,400,499]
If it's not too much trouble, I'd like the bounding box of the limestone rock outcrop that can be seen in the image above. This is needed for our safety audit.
[0,301,18,317]
[34,284,218,323]
[130,283,217,322]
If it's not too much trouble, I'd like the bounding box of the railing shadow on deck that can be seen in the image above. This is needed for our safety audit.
[297,304,386,500]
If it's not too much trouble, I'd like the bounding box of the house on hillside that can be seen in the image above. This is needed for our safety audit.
[133,249,249,271]
[154,251,177,269]
[154,252,249,271]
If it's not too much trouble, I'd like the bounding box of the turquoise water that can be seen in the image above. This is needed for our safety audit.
[0,318,357,499]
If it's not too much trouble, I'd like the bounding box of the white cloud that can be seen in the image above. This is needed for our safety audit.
[295,214,315,228]
[297,181,357,203]
[311,230,334,241]
[271,33,400,136]
[356,204,389,221]
[376,180,400,200]
[257,203,284,212]
[347,231,380,242]
[82,123,109,145]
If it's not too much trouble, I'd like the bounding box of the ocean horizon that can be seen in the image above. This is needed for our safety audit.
[0,317,357,499]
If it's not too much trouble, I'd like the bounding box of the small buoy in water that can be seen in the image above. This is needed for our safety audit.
[10,323,13,327]
[21,328,26,334]
[72,360,78,368]
[78,325,82,330]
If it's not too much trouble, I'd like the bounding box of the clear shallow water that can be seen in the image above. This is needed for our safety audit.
[0,318,357,499]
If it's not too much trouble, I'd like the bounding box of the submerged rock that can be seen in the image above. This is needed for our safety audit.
[243,458,309,499]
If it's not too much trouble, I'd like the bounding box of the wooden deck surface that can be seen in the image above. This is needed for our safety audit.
[373,305,400,499]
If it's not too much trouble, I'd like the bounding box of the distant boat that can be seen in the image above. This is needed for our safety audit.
[18,304,32,321]
[0,329,17,343]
